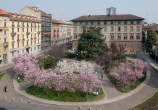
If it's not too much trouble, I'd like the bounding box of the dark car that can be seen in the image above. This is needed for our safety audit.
[0,107,8,110]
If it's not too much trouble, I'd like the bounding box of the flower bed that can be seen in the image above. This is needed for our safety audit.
[12,53,103,102]
[108,59,149,93]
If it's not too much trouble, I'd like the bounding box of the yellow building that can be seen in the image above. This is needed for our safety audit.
[0,8,41,64]
[0,9,9,66]
[8,13,41,62]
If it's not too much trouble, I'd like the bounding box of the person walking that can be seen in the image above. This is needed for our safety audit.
[3,86,8,93]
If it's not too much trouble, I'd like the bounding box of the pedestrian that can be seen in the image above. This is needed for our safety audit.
[3,86,8,93]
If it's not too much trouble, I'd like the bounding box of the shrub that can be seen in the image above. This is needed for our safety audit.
[65,52,76,59]
[38,56,59,69]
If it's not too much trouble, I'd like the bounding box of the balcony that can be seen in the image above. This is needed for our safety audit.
[10,32,16,37]
[26,32,30,35]
[3,42,8,48]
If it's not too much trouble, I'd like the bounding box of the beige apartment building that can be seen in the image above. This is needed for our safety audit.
[72,7,144,53]
[8,12,41,62]
[51,20,74,45]
[0,9,9,66]
[20,7,52,50]
[52,19,82,50]
[0,8,41,64]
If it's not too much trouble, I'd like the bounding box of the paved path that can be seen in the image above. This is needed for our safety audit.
[0,56,158,110]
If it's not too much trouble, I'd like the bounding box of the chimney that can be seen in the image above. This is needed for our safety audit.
[106,7,116,16]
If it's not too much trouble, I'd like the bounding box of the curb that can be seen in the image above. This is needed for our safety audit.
[13,71,151,106]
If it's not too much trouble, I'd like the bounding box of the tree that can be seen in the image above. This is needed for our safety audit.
[45,45,66,60]
[76,27,106,60]
[12,53,102,96]
[112,59,149,87]
[145,30,157,53]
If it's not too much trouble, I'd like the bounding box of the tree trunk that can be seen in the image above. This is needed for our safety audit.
[86,92,88,100]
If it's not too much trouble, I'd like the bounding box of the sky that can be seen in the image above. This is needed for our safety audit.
[0,0,158,23]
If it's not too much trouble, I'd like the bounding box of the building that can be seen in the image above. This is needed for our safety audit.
[0,9,41,64]
[143,24,158,37]
[72,7,144,53]
[51,20,73,46]
[8,12,41,62]
[0,9,9,66]
[20,7,52,50]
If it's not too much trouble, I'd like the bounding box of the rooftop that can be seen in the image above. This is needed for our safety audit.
[52,19,72,25]
[72,14,144,22]
[0,8,9,16]
[143,24,158,31]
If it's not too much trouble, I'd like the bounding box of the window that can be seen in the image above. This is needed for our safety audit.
[104,21,107,25]
[136,26,140,32]
[111,26,114,32]
[111,21,114,25]
[118,34,121,40]
[12,42,14,49]
[124,26,127,32]
[22,35,24,47]
[4,21,6,27]
[97,21,100,25]
[110,34,114,40]
[4,38,6,42]
[130,36,134,40]
[130,26,134,32]
[130,21,134,25]
[90,21,93,25]
[27,41,29,46]
[31,23,33,32]
[137,21,140,24]
[124,21,127,25]
[124,34,128,40]
[136,34,141,40]
[4,31,6,35]
[118,21,121,25]
[118,26,121,32]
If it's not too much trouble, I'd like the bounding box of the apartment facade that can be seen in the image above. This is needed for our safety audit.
[8,13,41,62]
[52,20,74,46]
[0,9,9,66]
[20,7,52,50]
[72,8,144,53]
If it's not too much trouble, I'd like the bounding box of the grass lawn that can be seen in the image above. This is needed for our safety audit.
[26,86,104,102]
[0,73,5,80]
[132,91,158,110]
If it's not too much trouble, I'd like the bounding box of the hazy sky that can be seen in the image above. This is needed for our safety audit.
[0,0,157,23]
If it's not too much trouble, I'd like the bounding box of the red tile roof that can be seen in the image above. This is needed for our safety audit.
[52,19,71,25]
[9,17,40,23]
[0,8,9,16]
[8,12,40,23]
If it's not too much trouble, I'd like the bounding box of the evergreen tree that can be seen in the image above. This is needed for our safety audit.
[76,27,106,60]
[145,30,157,53]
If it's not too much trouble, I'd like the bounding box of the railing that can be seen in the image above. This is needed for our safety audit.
[10,32,16,37]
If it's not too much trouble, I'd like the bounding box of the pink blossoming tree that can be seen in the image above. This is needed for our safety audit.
[112,59,149,87]
[12,53,102,96]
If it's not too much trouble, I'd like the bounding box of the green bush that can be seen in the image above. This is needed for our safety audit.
[65,52,76,59]
[38,56,59,69]
[17,74,24,83]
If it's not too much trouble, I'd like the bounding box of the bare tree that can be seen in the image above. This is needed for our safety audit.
[45,45,66,59]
